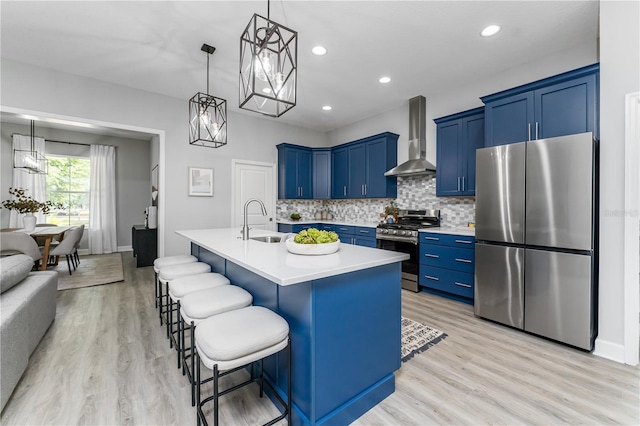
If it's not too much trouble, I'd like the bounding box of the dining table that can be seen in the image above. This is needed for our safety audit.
[17,226,71,271]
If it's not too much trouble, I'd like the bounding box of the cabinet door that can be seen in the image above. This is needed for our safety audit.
[484,92,534,147]
[313,149,331,199]
[364,137,389,198]
[354,236,377,248]
[535,74,597,140]
[298,149,313,199]
[331,147,349,199]
[282,147,300,198]
[435,120,462,196]
[348,144,366,198]
[461,112,485,195]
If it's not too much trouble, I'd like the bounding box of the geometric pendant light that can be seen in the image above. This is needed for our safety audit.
[13,120,47,174]
[239,0,297,117]
[189,44,228,148]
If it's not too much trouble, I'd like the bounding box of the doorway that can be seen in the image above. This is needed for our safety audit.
[231,159,277,231]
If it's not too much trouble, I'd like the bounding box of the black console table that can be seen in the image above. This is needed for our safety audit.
[132,225,157,267]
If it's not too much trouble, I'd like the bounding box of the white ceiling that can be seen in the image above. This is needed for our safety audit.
[0,1,599,134]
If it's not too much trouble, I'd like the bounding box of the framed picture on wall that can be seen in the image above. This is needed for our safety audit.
[188,167,214,197]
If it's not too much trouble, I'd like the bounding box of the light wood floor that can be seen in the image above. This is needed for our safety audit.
[2,252,639,425]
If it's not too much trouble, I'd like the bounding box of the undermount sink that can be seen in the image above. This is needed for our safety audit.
[250,236,282,243]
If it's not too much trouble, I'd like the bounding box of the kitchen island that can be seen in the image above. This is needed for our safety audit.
[176,228,408,426]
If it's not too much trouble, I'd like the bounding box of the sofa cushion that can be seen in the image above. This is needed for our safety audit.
[0,255,34,294]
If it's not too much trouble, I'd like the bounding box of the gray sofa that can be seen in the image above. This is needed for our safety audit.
[0,254,57,412]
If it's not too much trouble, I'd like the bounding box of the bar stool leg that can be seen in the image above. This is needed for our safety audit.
[190,321,196,406]
[287,337,292,426]
[213,364,219,426]
[176,300,181,369]
[196,351,202,426]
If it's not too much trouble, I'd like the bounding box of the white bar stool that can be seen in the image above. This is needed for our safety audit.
[167,272,232,364]
[180,285,253,406]
[195,306,291,426]
[154,255,198,316]
[159,262,211,342]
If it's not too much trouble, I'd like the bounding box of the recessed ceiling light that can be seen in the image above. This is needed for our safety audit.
[379,76,391,84]
[481,25,501,37]
[312,46,327,56]
[322,105,332,111]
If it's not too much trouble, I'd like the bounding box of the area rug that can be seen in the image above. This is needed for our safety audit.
[55,253,124,291]
[401,316,447,362]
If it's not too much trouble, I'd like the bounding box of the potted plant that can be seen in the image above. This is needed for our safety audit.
[290,212,301,221]
[384,201,400,222]
[1,187,63,231]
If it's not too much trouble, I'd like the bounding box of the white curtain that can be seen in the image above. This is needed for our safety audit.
[9,134,47,227]
[89,145,117,254]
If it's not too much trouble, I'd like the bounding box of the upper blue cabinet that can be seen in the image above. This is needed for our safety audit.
[332,132,398,199]
[277,144,313,199]
[312,148,331,199]
[481,63,599,147]
[434,107,484,197]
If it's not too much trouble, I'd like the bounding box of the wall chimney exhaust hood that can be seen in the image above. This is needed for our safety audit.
[384,95,436,177]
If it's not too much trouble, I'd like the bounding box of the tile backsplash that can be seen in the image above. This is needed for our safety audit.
[277,175,476,227]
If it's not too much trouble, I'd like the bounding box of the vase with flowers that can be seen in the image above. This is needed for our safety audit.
[384,200,400,223]
[1,187,63,231]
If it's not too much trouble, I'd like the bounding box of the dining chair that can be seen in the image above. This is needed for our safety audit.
[0,232,43,269]
[48,226,83,275]
[71,224,84,267]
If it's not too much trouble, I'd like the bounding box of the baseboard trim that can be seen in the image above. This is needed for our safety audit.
[593,338,626,363]
[117,245,133,252]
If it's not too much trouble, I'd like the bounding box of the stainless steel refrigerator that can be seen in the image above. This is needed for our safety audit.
[474,132,598,351]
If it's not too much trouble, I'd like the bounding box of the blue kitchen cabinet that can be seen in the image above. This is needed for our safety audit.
[332,132,398,199]
[313,149,331,199]
[434,107,484,196]
[418,232,475,304]
[277,144,313,199]
[278,223,319,233]
[331,147,349,199]
[482,63,599,147]
[332,225,376,246]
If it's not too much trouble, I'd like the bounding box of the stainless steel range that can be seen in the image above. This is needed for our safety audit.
[376,209,440,292]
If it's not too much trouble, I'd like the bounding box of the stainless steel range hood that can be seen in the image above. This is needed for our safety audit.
[384,96,436,177]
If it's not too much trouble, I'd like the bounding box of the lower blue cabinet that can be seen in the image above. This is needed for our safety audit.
[278,223,318,233]
[419,232,475,304]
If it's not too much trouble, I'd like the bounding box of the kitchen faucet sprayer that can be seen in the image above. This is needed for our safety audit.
[241,198,267,240]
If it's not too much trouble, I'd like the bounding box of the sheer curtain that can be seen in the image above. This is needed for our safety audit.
[89,145,117,254]
[9,134,47,227]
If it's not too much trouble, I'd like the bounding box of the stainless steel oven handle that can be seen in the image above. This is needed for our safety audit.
[375,236,418,244]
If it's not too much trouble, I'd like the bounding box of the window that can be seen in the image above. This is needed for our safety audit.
[46,156,90,226]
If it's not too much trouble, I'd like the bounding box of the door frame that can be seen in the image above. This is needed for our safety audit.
[623,91,639,366]
[230,159,277,231]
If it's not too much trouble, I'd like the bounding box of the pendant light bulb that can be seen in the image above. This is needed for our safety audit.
[255,50,274,81]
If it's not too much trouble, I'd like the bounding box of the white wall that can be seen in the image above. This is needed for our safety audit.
[0,59,328,256]
[596,0,640,362]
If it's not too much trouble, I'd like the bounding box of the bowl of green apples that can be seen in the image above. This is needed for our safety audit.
[286,228,340,255]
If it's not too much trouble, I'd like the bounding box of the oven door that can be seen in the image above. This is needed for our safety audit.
[376,238,420,292]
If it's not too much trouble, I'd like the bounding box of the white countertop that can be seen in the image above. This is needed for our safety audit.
[277,219,380,228]
[176,228,408,286]
[419,226,476,236]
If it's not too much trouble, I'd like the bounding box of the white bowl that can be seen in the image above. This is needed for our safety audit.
[285,238,340,256]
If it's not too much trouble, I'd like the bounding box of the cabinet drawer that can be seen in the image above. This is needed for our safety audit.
[420,232,475,248]
[335,225,355,234]
[355,226,376,237]
[319,223,335,231]
[354,236,377,248]
[419,266,474,299]
[419,244,474,273]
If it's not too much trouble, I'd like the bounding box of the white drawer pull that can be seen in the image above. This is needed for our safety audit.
[425,254,439,258]
[455,258,472,263]
[424,236,439,241]
[425,275,439,281]
[359,230,369,233]
[455,282,471,288]
[455,240,472,244]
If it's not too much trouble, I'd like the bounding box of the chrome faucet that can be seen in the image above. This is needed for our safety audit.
[241,198,267,240]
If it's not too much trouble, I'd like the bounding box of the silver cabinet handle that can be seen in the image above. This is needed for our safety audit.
[535,121,539,140]
[425,254,439,258]
[425,275,439,281]
[424,236,439,241]
[455,240,472,244]
[528,123,531,141]
[343,186,346,197]
[455,282,471,288]
[462,176,465,191]
[359,230,369,233]
[364,184,367,195]
[455,258,472,263]
[457,177,460,191]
